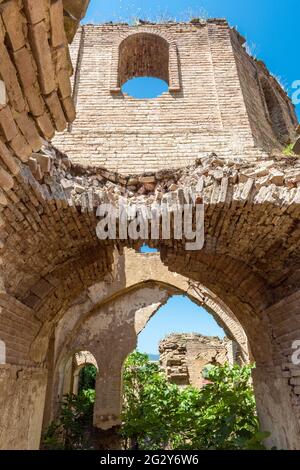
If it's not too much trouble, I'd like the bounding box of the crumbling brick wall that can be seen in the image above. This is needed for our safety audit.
[159,333,235,388]
[0,1,299,450]
[53,22,297,173]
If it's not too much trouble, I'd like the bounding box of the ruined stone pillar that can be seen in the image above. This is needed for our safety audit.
[93,361,124,430]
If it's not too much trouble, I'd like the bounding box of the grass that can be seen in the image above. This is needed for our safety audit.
[283,143,296,156]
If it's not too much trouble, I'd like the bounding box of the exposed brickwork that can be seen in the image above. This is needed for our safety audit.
[40,249,249,430]
[0,2,299,450]
[0,0,76,197]
[53,22,296,173]
[159,333,235,388]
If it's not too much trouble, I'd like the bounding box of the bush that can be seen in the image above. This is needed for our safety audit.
[42,353,269,450]
[42,390,95,450]
[283,143,296,156]
[121,352,269,450]
[78,365,97,393]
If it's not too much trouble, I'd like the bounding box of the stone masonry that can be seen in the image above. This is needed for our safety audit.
[44,249,249,431]
[0,1,300,450]
[53,22,297,173]
[159,333,235,388]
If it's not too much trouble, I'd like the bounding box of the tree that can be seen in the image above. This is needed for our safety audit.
[78,364,97,393]
[42,391,95,449]
[121,351,269,450]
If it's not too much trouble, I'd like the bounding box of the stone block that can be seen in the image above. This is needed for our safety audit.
[34,153,51,173]
[33,162,43,181]
[62,0,90,20]
[50,0,67,48]
[290,377,300,386]
[13,47,36,88]
[269,170,284,186]
[23,0,46,25]
[36,112,55,140]
[29,21,56,95]
[57,69,72,99]
[9,133,32,162]
[45,91,67,131]
[63,16,79,45]
[0,80,7,110]
[62,96,76,122]
[0,15,4,43]
[0,0,25,51]
[0,188,8,205]
[0,166,14,190]
[0,106,18,141]
[53,44,73,74]
[15,112,42,152]
[63,0,90,42]
[30,279,53,299]
[293,137,300,155]
[0,139,20,175]
[28,156,38,174]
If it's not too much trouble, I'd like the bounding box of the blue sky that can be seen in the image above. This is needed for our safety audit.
[137,295,225,355]
[82,1,299,352]
[84,0,300,116]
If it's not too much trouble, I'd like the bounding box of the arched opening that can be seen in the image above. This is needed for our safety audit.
[120,294,260,450]
[122,77,169,99]
[118,33,171,99]
[62,350,98,398]
[74,351,98,396]
[119,33,170,87]
[260,78,290,144]
[38,247,299,450]
[41,351,99,450]
[136,294,246,382]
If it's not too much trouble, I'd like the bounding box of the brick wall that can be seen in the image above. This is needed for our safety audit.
[0,293,41,366]
[0,365,47,450]
[52,21,297,174]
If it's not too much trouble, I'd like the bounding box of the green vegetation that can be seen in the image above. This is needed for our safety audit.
[42,353,269,450]
[121,352,268,450]
[283,143,296,156]
[78,364,97,393]
[42,389,95,450]
[42,365,98,449]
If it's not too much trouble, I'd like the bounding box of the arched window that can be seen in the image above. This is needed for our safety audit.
[119,33,170,87]
[110,31,180,96]
[260,78,290,144]
[73,350,98,395]
[62,350,98,396]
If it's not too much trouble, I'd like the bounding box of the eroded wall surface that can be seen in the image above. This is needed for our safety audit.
[0,365,47,450]
[159,333,235,387]
[0,2,299,450]
[53,22,297,173]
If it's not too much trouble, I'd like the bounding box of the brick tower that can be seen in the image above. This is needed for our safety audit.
[53,20,297,173]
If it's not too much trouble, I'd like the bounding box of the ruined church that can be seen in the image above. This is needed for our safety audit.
[0,0,300,450]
